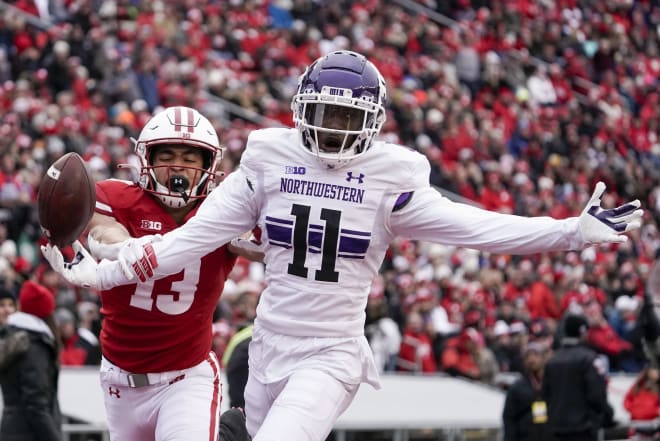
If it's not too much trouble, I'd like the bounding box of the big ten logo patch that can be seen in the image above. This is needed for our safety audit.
[285,166,306,175]
[140,220,163,231]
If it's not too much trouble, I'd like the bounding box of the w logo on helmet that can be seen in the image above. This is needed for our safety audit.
[173,107,196,134]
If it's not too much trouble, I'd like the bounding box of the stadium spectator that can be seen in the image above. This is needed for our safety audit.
[624,365,660,440]
[583,300,636,372]
[527,263,561,321]
[0,280,62,441]
[0,286,16,326]
[624,366,660,421]
[53,306,99,366]
[502,341,555,441]
[441,327,482,381]
[398,310,437,373]
[0,286,28,370]
[543,314,614,441]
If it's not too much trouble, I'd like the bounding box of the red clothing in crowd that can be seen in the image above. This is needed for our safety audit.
[59,334,88,366]
[560,285,607,314]
[480,185,515,213]
[398,330,437,373]
[624,383,660,421]
[586,323,633,357]
[441,335,480,380]
[527,280,560,320]
[502,281,531,304]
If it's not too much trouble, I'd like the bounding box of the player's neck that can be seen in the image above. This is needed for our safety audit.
[165,202,198,225]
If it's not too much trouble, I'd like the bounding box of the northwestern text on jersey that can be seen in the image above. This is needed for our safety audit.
[279,178,365,204]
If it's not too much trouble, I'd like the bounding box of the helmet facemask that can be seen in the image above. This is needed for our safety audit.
[137,142,221,209]
[296,95,383,168]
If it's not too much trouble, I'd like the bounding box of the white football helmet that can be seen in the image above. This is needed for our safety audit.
[291,50,387,169]
[134,106,223,208]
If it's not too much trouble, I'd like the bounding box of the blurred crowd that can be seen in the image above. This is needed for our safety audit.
[0,0,659,398]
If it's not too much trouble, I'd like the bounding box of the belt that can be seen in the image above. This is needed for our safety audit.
[101,357,190,388]
[127,372,166,388]
[108,370,186,388]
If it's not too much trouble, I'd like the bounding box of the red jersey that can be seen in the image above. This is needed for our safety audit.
[95,180,237,373]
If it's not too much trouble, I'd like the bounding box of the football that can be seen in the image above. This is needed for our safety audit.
[38,152,96,248]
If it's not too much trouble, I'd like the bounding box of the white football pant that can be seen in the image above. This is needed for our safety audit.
[245,368,359,441]
[100,354,222,441]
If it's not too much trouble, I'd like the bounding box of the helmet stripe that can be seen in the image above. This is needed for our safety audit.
[174,107,181,132]
[187,108,195,133]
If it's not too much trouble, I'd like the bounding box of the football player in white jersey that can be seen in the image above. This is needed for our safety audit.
[43,50,644,441]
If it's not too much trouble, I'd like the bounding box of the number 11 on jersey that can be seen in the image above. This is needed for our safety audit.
[287,203,340,283]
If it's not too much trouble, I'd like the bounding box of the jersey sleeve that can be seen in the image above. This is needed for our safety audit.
[387,186,586,254]
[97,168,260,289]
[94,181,114,216]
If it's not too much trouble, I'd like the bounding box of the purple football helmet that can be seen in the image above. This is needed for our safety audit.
[292,50,387,168]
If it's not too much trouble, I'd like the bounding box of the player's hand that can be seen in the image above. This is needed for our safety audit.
[40,240,98,288]
[578,181,643,244]
[228,237,265,262]
[116,235,162,282]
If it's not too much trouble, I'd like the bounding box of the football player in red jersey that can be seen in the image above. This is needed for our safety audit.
[82,106,256,441]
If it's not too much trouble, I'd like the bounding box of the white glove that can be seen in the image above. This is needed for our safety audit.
[116,235,163,283]
[578,181,643,244]
[40,240,98,288]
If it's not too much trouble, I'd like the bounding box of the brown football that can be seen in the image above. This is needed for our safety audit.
[37,152,96,248]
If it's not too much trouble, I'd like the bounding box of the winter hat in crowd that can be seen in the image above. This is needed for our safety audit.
[563,313,589,338]
[54,307,75,326]
[0,286,16,304]
[18,280,55,319]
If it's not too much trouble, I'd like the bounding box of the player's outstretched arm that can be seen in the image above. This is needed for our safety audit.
[577,181,643,244]
[98,166,259,288]
[389,181,643,254]
[87,212,132,260]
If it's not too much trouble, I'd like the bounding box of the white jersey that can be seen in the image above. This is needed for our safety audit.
[98,127,586,338]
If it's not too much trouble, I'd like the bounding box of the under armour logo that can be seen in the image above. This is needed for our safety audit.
[346,172,365,184]
[108,386,121,398]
